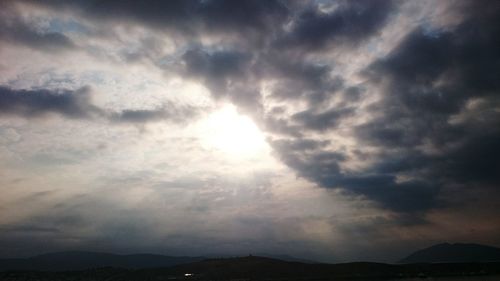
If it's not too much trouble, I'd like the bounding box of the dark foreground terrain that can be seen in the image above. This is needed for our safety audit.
[1,256,500,281]
[400,243,500,264]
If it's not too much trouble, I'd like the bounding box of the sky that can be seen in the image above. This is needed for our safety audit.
[0,0,499,263]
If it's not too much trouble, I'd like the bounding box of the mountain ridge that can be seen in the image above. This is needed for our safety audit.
[4,256,498,280]
[0,251,204,271]
[3,242,500,272]
[399,242,500,263]
[0,251,316,271]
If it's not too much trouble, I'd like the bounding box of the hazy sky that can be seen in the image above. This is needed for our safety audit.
[0,0,499,262]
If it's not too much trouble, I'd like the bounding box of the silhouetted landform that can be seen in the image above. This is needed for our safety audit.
[0,251,203,271]
[400,243,500,263]
[261,254,317,264]
[0,251,315,272]
[1,256,500,281]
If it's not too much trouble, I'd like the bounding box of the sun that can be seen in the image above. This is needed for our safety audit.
[201,104,268,157]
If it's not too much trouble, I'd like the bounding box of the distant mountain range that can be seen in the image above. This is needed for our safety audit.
[262,254,317,264]
[0,251,314,271]
[399,243,500,263]
[2,255,500,280]
[1,242,500,273]
[0,251,204,271]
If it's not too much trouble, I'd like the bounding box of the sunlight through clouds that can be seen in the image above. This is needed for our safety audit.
[201,104,269,158]
[0,0,499,263]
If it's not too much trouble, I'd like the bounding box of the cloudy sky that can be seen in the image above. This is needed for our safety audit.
[0,0,499,262]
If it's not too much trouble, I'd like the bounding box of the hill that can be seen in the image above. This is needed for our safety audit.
[400,243,500,263]
[1,256,500,280]
[0,251,203,271]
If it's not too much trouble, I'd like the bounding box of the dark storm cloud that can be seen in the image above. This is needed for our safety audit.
[180,47,264,115]
[270,138,438,213]
[348,2,500,208]
[433,133,500,185]
[266,0,500,214]
[0,86,100,119]
[265,57,333,89]
[359,3,500,171]
[257,56,350,138]
[342,86,364,103]
[262,54,345,106]
[338,177,439,213]
[191,0,289,35]
[292,107,354,131]
[279,0,395,50]
[181,48,252,96]
[26,0,289,41]
[263,116,303,138]
[269,138,330,152]
[180,47,348,134]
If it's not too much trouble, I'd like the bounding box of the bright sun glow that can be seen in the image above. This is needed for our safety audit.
[202,104,268,157]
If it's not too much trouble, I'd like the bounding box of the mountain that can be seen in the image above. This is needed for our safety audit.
[205,253,317,264]
[1,255,500,280]
[74,256,500,280]
[257,254,317,264]
[400,243,500,263]
[0,251,204,271]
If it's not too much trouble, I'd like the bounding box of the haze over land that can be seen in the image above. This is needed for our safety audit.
[2,249,500,281]
[0,0,499,263]
[1,243,500,272]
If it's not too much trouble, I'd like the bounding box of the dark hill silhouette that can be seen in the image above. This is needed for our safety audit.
[1,255,500,280]
[254,253,317,263]
[130,256,500,280]
[131,256,402,280]
[0,251,203,271]
[400,243,500,263]
[204,253,317,264]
